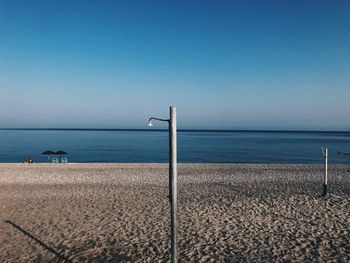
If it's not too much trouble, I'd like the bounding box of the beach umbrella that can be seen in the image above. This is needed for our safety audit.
[42,150,55,155]
[55,150,68,156]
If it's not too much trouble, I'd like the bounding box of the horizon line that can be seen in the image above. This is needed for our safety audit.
[0,128,349,133]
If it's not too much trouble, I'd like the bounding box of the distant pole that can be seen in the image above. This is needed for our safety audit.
[321,147,328,197]
[169,106,177,263]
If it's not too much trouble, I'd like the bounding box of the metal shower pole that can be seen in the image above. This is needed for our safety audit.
[321,147,328,197]
[169,106,177,263]
[148,106,177,263]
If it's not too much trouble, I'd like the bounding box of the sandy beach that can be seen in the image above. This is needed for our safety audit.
[0,163,349,262]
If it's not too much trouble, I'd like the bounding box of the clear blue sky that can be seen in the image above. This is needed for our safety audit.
[0,0,349,130]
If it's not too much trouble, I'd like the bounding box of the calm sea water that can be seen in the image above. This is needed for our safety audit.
[0,129,349,164]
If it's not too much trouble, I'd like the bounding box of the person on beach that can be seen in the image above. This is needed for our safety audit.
[27,156,33,164]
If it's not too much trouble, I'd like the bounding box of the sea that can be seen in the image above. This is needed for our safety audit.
[0,129,349,164]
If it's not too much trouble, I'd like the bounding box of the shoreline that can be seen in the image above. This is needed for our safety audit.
[0,162,349,165]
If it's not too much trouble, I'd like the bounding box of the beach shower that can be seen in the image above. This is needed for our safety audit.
[147,106,178,263]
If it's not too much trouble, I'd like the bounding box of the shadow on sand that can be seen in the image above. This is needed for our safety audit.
[5,220,72,263]
[5,220,133,262]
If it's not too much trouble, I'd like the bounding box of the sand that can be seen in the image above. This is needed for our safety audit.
[0,163,350,262]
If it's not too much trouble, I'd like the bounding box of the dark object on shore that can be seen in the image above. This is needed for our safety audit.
[322,184,329,198]
[27,156,33,164]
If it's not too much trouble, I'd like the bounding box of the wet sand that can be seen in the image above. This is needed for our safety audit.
[0,163,350,262]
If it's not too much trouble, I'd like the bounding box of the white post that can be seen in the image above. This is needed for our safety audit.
[169,106,177,263]
[321,147,328,197]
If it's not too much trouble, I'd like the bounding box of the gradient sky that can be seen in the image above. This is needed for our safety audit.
[0,0,349,130]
